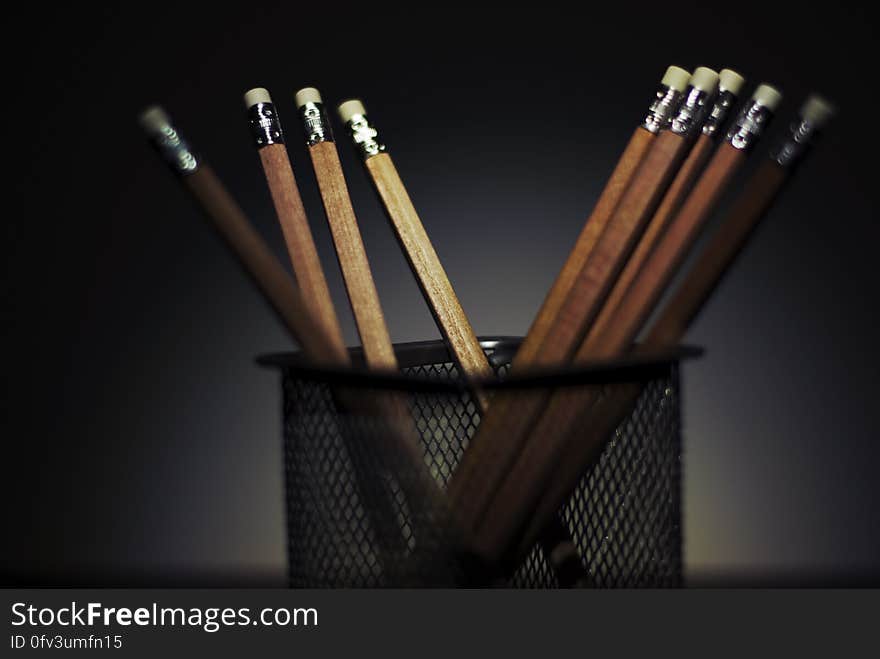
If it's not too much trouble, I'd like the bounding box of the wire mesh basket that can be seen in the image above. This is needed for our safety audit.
[258,337,697,588]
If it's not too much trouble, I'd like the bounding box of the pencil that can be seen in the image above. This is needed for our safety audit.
[141,106,347,365]
[478,83,783,559]
[338,99,493,409]
[244,88,346,354]
[141,106,438,578]
[513,65,691,367]
[449,68,721,536]
[511,95,835,561]
[294,87,398,371]
[585,69,746,343]
[583,83,783,360]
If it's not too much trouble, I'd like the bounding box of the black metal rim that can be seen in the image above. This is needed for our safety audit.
[256,337,702,393]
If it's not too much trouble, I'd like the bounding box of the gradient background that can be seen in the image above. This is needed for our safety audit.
[3,3,878,585]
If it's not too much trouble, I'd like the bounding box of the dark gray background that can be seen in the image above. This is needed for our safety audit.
[3,3,878,585]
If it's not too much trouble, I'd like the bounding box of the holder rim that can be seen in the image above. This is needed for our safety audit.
[257,337,702,393]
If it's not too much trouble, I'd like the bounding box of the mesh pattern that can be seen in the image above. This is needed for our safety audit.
[281,343,682,587]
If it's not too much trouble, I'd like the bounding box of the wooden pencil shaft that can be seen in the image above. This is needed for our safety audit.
[448,126,653,557]
[364,153,492,405]
[183,166,348,364]
[147,120,439,570]
[586,141,746,360]
[585,133,716,345]
[474,141,746,559]
[449,129,689,534]
[646,159,789,344]
[514,160,792,562]
[531,129,689,366]
[257,143,347,354]
[309,141,398,370]
[513,127,655,367]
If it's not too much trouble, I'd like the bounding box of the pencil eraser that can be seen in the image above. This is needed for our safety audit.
[752,84,783,112]
[244,87,272,108]
[719,69,746,95]
[138,105,171,133]
[294,87,323,108]
[338,99,367,123]
[662,66,691,93]
[689,67,719,93]
[800,95,835,128]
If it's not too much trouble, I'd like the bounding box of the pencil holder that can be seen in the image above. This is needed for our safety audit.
[258,338,698,588]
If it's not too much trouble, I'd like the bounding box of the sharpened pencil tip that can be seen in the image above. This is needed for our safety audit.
[294,87,323,108]
[244,87,272,108]
[338,99,367,123]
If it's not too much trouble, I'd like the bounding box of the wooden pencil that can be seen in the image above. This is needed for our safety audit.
[511,95,835,561]
[513,65,692,367]
[141,106,439,577]
[294,87,398,371]
[141,106,347,365]
[243,88,347,355]
[338,99,493,409]
[448,68,722,536]
[585,69,746,344]
[475,85,787,562]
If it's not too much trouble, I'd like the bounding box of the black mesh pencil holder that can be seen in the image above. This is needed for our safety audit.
[258,337,699,588]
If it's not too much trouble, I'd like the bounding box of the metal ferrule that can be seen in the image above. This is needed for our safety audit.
[669,85,715,136]
[771,112,823,168]
[702,89,738,138]
[726,99,775,151]
[147,122,199,175]
[298,102,334,146]
[247,102,283,147]
[345,113,386,160]
[642,84,684,134]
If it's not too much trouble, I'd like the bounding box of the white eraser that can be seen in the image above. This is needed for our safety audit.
[338,99,367,123]
[752,84,783,112]
[294,87,323,108]
[719,69,746,95]
[800,95,835,128]
[662,66,691,93]
[689,67,719,93]
[139,105,171,133]
[244,87,272,108]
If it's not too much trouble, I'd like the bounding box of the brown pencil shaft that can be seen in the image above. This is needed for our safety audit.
[513,127,655,367]
[646,159,788,344]
[585,133,716,344]
[511,157,785,563]
[473,142,746,559]
[586,141,745,359]
[178,163,442,574]
[365,153,492,399]
[449,130,689,533]
[309,141,397,370]
[182,166,348,365]
[258,143,346,354]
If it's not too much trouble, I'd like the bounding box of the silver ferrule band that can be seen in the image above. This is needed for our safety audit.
[771,113,822,168]
[669,86,715,136]
[702,89,738,138]
[247,102,283,147]
[299,102,334,146]
[147,123,200,175]
[345,113,386,160]
[642,84,684,134]
[726,100,775,151]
